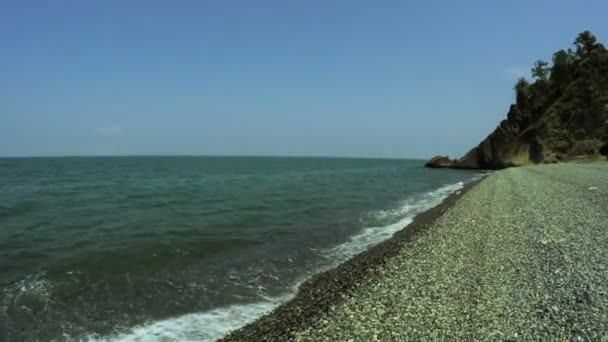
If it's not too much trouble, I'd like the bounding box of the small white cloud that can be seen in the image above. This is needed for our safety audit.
[97,125,124,137]
[503,67,528,80]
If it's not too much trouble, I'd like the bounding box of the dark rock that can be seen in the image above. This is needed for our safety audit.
[425,32,608,170]
[600,141,608,159]
[425,156,455,168]
[574,129,587,139]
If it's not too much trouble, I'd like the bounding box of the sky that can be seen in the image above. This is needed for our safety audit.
[1,0,607,158]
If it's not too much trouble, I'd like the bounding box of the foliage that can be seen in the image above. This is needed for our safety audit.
[512,31,608,159]
[574,30,601,57]
[430,31,608,169]
[514,77,530,110]
[531,60,550,81]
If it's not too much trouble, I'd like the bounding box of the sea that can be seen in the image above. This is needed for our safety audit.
[0,156,480,341]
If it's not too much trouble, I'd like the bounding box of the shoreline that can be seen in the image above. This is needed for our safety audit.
[221,175,486,341]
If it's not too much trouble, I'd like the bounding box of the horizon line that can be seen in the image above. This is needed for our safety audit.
[0,153,426,161]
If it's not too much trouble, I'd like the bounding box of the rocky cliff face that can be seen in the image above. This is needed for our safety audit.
[427,31,608,169]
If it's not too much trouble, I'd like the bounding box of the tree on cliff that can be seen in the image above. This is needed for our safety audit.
[531,60,550,81]
[514,78,530,110]
[426,31,608,169]
[574,30,601,57]
[519,31,608,160]
[550,50,573,94]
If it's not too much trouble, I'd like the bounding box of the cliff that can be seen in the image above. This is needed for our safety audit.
[427,31,608,169]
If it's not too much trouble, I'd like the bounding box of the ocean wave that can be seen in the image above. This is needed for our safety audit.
[0,200,40,219]
[472,171,492,181]
[78,180,466,342]
[1,272,52,303]
[0,272,54,339]
[81,294,292,342]
[324,181,464,262]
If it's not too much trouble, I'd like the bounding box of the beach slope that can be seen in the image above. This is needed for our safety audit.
[292,163,608,340]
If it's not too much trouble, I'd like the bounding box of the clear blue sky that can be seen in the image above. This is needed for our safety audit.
[1,0,607,158]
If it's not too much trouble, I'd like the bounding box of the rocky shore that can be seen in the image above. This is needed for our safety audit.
[223,162,608,341]
[221,175,483,341]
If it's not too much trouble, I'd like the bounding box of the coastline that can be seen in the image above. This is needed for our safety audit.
[1,158,476,341]
[221,175,486,341]
[288,163,608,340]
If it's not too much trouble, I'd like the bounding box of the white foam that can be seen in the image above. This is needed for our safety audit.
[83,180,466,342]
[325,181,464,261]
[3,272,52,304]
[326,216,414,261]
[472,172,491,181]
[428,181,464,198]
[82,294,292,342]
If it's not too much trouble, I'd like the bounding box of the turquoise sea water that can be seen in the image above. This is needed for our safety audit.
[0,157,478,341]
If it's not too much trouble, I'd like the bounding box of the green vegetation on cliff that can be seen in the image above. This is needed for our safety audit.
[427,31,608,169]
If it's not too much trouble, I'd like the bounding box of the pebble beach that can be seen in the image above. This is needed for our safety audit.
[225,162,608,341]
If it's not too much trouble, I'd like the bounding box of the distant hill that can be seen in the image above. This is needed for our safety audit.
[427,31,608,169]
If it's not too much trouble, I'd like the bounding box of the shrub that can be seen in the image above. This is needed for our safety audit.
[569,139,599,156]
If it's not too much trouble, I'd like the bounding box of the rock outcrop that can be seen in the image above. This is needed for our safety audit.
[425,156,455,168]
[427,31,608,170]
[601,140,608,159]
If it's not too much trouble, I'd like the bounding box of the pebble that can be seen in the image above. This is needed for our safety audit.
[293,163,608,341]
